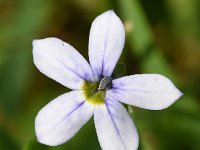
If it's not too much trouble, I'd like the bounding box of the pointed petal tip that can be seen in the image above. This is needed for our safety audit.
[177,89,184,98]
[32,37,56,46]
[34,91,94,146]
[153,87,183,110]
[32,39,45,49]
[32,37,95,89]
[180,90,184,97]
[110,74,184,110]
[89,10,125,77]
[32,39,40,47]
[32,38,47,45]
[173,88,184,102]
[104,10,120,20]
[104,9,114,13]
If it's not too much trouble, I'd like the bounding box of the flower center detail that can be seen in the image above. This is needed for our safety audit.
[98,76,112,90]
[82,77,112,104]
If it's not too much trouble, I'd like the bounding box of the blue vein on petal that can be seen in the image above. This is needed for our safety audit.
[103,40,119,75]
[57,58,87,80]
[41,101,85,135]
[105,100,127,150]
[111,87,172,94]
[64,101,85,120]
[101,12,112,76]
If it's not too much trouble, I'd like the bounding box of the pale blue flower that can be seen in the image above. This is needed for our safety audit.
[33,10,183,150]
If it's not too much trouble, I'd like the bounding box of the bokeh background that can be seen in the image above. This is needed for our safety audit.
[0,0,200,150]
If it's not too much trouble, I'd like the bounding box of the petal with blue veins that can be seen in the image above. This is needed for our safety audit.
[35,90,94,146]
[33,37,96,89]
[88,10,125,78]
[108,74,183,110]
[94,98,138,150]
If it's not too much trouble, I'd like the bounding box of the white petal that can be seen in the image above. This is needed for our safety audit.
[94,98,138,150]
[35,90,94,146]
[33,37,96,89]
[108,74,183,110]
[89,10,125,78]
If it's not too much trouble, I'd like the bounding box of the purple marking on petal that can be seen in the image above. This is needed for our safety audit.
[105,100,116,108]
[103,40,121,76]
[112,88,171,95]
[103,70,108,77]
[64,101,85,120]
[41,101,85,134]
[105,101,126,149]
[84,71,97,82]
[101,12,112,76]
[103,41,119,64]
[109,88,120,94]
[93,67,101,79]
[105,102,119,119]
[101,62,105,77]
[101,29,108,76]
[57,58,86,80]
[111,82,124,89]
[71,64,91,81]
[56,52,95,81]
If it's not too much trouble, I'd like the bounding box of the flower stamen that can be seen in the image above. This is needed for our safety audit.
[98,76,112,90]
[82,77,112,104]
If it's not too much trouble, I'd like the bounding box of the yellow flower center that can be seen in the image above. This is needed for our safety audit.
[82,77,112,105]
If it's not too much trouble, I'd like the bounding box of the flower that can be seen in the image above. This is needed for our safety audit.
[33,10,183,150]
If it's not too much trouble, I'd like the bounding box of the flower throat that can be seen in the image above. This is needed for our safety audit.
[82,76,112,104]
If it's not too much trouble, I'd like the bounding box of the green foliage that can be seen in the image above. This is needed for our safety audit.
[0,128,20,150]
[112,63,126,78]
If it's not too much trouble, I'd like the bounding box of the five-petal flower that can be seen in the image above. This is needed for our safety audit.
[33,10,183,150]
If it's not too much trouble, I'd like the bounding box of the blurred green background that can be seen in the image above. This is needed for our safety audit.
[0,0,200,149]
